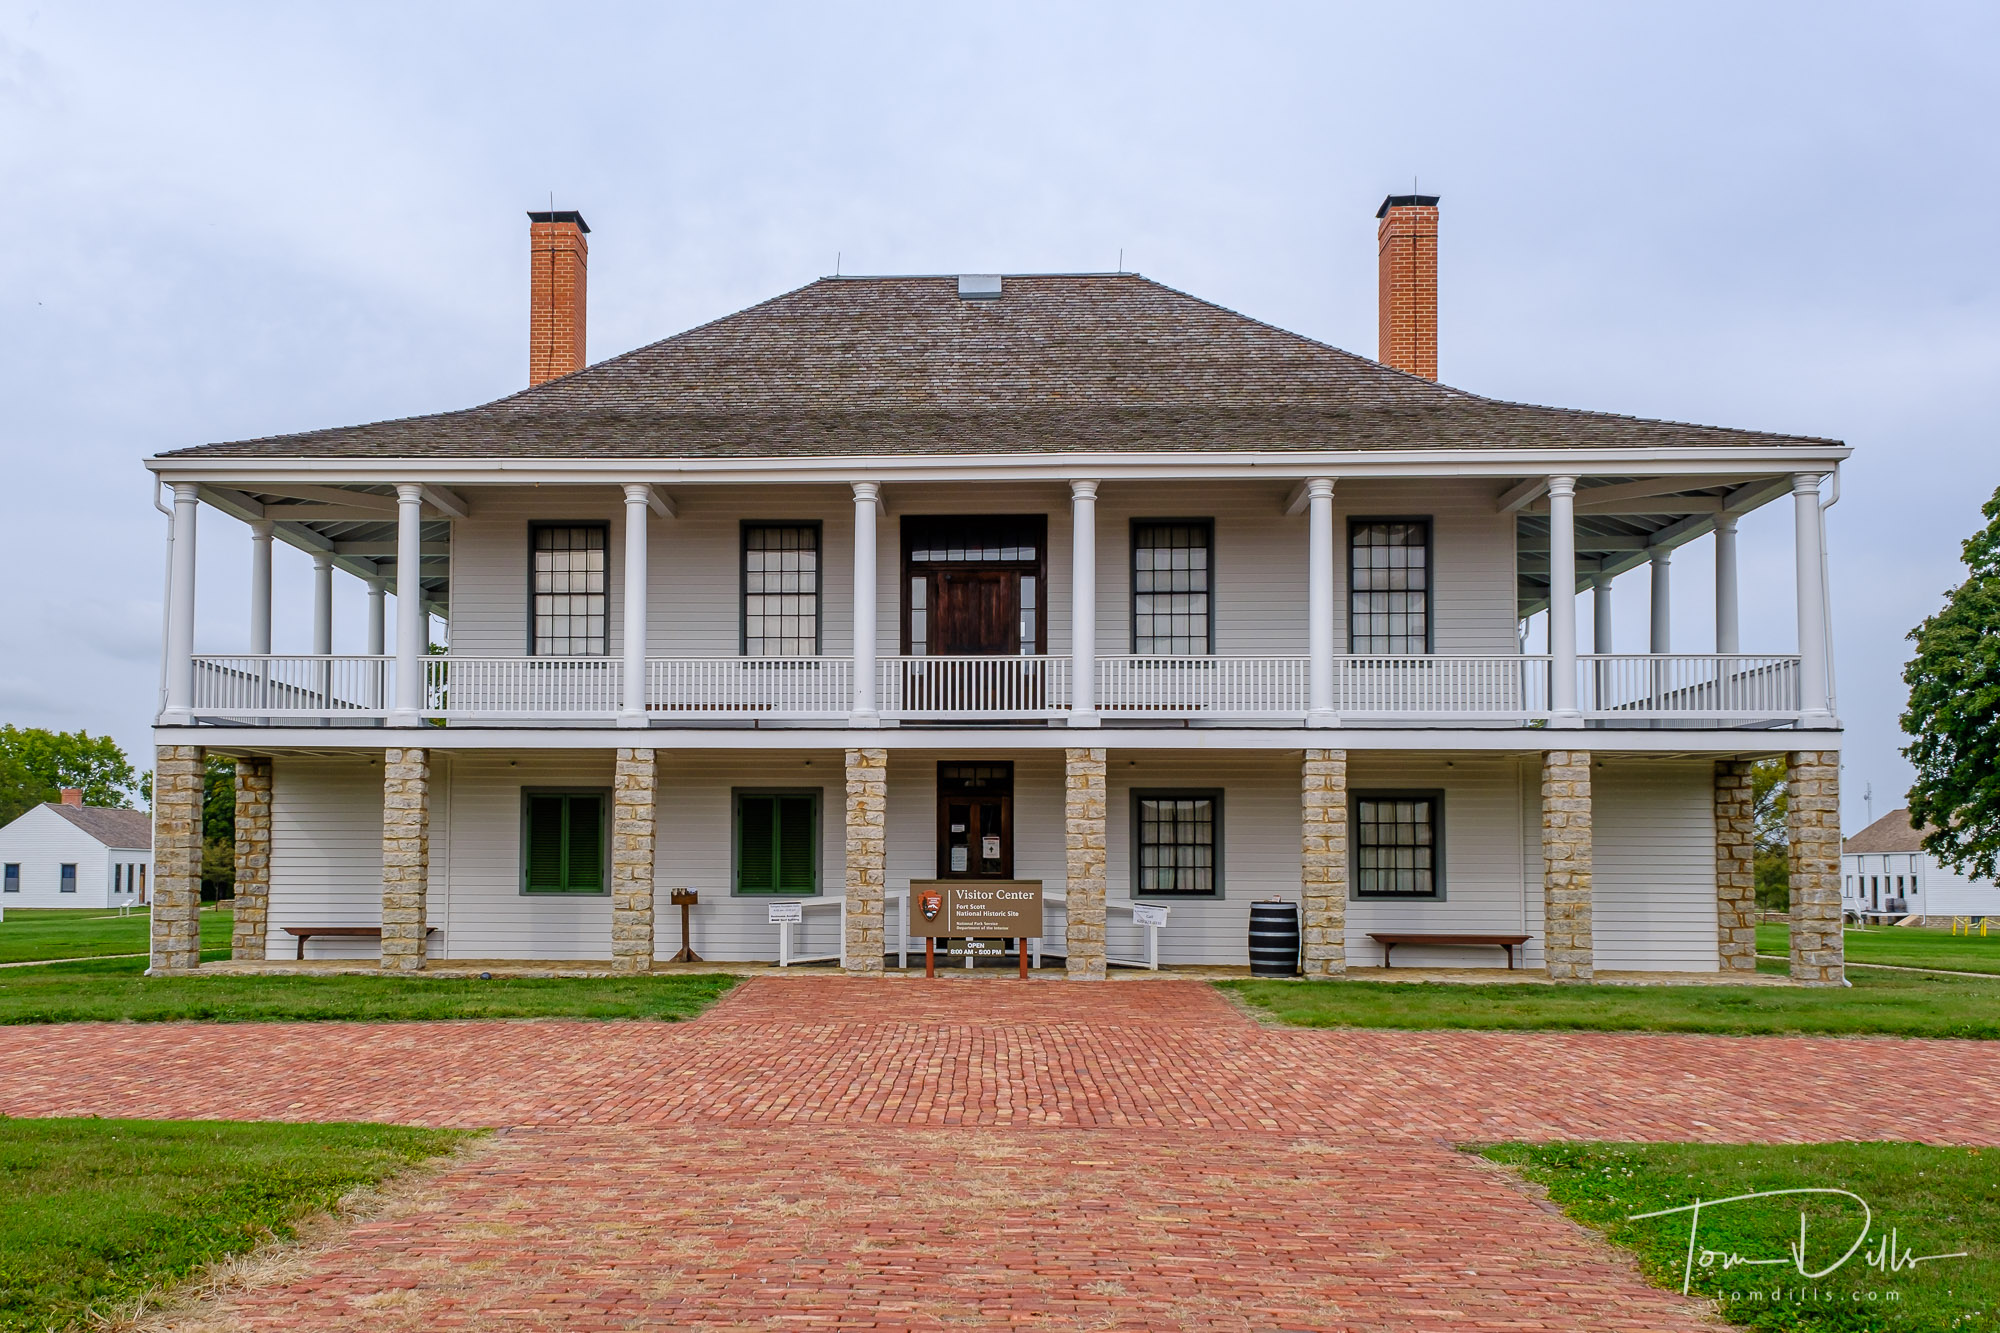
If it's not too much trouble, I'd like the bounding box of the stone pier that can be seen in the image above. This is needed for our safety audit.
[843,748,887,974]
[379,748,430,972]
[611,748,657,973]
[1541,750,1594,983]
[1787,750,1845,986]
[1064,748,1108,980]
[1301,749,1348,978]
[1713,760,1758,973]
[230,756,273,961]
[149,745,206,972]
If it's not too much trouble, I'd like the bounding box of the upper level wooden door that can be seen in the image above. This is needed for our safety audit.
[932,570,1017,656]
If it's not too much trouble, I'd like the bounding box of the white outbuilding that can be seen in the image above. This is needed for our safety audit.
[1843,806,1999,922]
[0,791,153,909]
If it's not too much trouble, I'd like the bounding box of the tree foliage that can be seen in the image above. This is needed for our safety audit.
[1750,757,1790,911]
[1903,486,2000,881]
[0,727,141,826]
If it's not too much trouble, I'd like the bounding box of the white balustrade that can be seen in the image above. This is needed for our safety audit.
[191,655,392,716]
[877,655,1070,718]
[423,656,622,718]
[1096,656,1309,717]
[1578,654,1801,718]
[1337,655,1552,718]
[648,657,853,717]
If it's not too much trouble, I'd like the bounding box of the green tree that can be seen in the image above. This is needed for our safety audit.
[1750,757,1790,911]
[201,757,237,900]
[1903,486,2000,880]
[0,726,141,825]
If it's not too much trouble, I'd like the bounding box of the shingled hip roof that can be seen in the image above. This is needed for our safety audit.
[44,803,153,848]
[160,274,1843,462]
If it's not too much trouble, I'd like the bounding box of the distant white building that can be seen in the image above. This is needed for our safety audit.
[1843,807,1999,921]
[0,791,153,908]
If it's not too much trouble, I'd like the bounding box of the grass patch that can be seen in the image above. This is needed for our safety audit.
[0,1115,467,1332]
[0,906,233,965]
[1222,966,2000,1039]
[0,954,735,1024]
[1760,923,2000,976]
[1480,1141,1997,1330]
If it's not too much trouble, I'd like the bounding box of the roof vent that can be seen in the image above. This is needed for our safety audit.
[957,274,1002,301]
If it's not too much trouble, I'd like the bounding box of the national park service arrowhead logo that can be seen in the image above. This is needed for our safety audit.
[919,889,943,922]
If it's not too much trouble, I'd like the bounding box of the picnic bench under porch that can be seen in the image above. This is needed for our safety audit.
[144,740,1848,985]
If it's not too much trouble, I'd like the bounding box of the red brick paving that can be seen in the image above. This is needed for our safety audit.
[6,975,1994,1329]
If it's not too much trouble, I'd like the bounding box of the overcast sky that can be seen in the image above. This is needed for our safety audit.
[3,1,1994,830]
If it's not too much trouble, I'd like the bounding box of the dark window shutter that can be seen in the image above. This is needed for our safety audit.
[565,794,604,892]
[525,795,566,891]
[739,796,776,893]
[776,796,815,893]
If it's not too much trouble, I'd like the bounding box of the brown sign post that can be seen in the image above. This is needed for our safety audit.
[908,879,1042,979]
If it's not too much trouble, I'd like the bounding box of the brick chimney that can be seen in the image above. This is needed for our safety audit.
[1376,194,1439,380]
[528,210,590,386]
[59,788,82,807]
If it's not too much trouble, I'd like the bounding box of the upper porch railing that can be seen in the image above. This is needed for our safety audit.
[185,651,1805,727]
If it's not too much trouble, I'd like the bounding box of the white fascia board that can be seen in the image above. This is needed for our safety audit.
[159,724,1837,755]
[146,445,1853,488]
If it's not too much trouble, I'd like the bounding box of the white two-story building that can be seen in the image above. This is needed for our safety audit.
[144,198,1849,983]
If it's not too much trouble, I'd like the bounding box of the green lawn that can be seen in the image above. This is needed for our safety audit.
[0,953,735,1023]
[1759,922,2000,976]
[1482,1141,1997,1330]
[0,1115,467,1332]
[1223,966,2000,1039]
[0,906,234,965]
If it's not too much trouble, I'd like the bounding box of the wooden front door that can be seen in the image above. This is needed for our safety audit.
[933,570,1018,657]
[936,762,1014,878]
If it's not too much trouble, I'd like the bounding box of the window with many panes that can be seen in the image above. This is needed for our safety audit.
[742,524,820,656]
[1132,790,1222,896]
[1132,521,1213,655]
[1352,792,1441,898]
[734,791,819,894]
[530,524,608,656]
[520,790,607,894]
[1349,520,1430,655]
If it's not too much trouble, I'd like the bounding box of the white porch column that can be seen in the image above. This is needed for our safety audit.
[1069,480,1099,726]
[366,579,387,656]
[850,482,880,726]
[1648,548,1672,654]
[1714,513,1740,654]
[1793,472,1833,725]
[1591,567,1613,654]
[390,483,425,727]
[161,483,200,724]
[1547,476,1582,727]
[248,520,274,655]
[1305,477,1338,727]
[619,484,650,727]
[311,552,334,656]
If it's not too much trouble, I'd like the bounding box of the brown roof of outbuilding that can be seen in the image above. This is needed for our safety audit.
[161,275,1842,462]
[1844,808,1928,855]
[44,804,152,849]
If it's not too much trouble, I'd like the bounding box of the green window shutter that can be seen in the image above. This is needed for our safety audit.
[739,796,776,893]
[525,795,566,892]
[776,796,816,893]
[565,794,604,892]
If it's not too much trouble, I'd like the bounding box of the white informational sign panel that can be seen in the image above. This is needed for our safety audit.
[767,901,804,924]
[1131,902,1169,928]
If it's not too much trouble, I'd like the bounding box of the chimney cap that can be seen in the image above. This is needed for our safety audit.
[1376,194,1441,218]
[527,209,591,234]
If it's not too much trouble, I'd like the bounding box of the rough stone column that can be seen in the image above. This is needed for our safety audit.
[1064,747,1108,980]
[842,748,887,974]
[1787,749,1845,986]
[379,748,430,973]
[1301,749,1349,977]
[611,747,657,973]
[1714,760,1758,973]
[1541,749,1594,982]
[230,756,273,961]
[149,745,206,972]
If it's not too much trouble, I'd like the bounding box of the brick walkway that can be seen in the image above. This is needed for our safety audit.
[5,976,1995,1330]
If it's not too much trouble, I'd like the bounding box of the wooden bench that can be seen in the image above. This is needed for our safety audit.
[1368,932,1531,970]
[283,926,437,960]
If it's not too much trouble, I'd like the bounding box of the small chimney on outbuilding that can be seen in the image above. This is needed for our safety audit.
[528,210,590,386]
[1376,194,1439,380]
[59,788,82,807]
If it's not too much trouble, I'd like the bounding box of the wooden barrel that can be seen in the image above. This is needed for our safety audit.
[1247,901,1300,977]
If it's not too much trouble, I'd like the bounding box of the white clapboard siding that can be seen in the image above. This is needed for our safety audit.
[0,806,148,909]
[1591,760,1720,970]
[267,757,386,959]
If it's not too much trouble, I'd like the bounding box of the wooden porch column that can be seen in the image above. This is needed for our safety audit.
[1713,760,1757,972]
[1305,478,1338,727]
[230,756,273,961]
[610,747,657,971]
[379,747,430,971]
[842,747,887,972]
[1064,747,1108,979]
[1793,473,1834,726]
[148,744,205,971]
[1301,749,1348,977]
[1541,749,1593,981]
[1547,477,1582,728]
[619,485,650,727]
[1787,749,1845,986]
[1069,480,1100,726]
[161,484,199,724]
[390,484,425,727]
